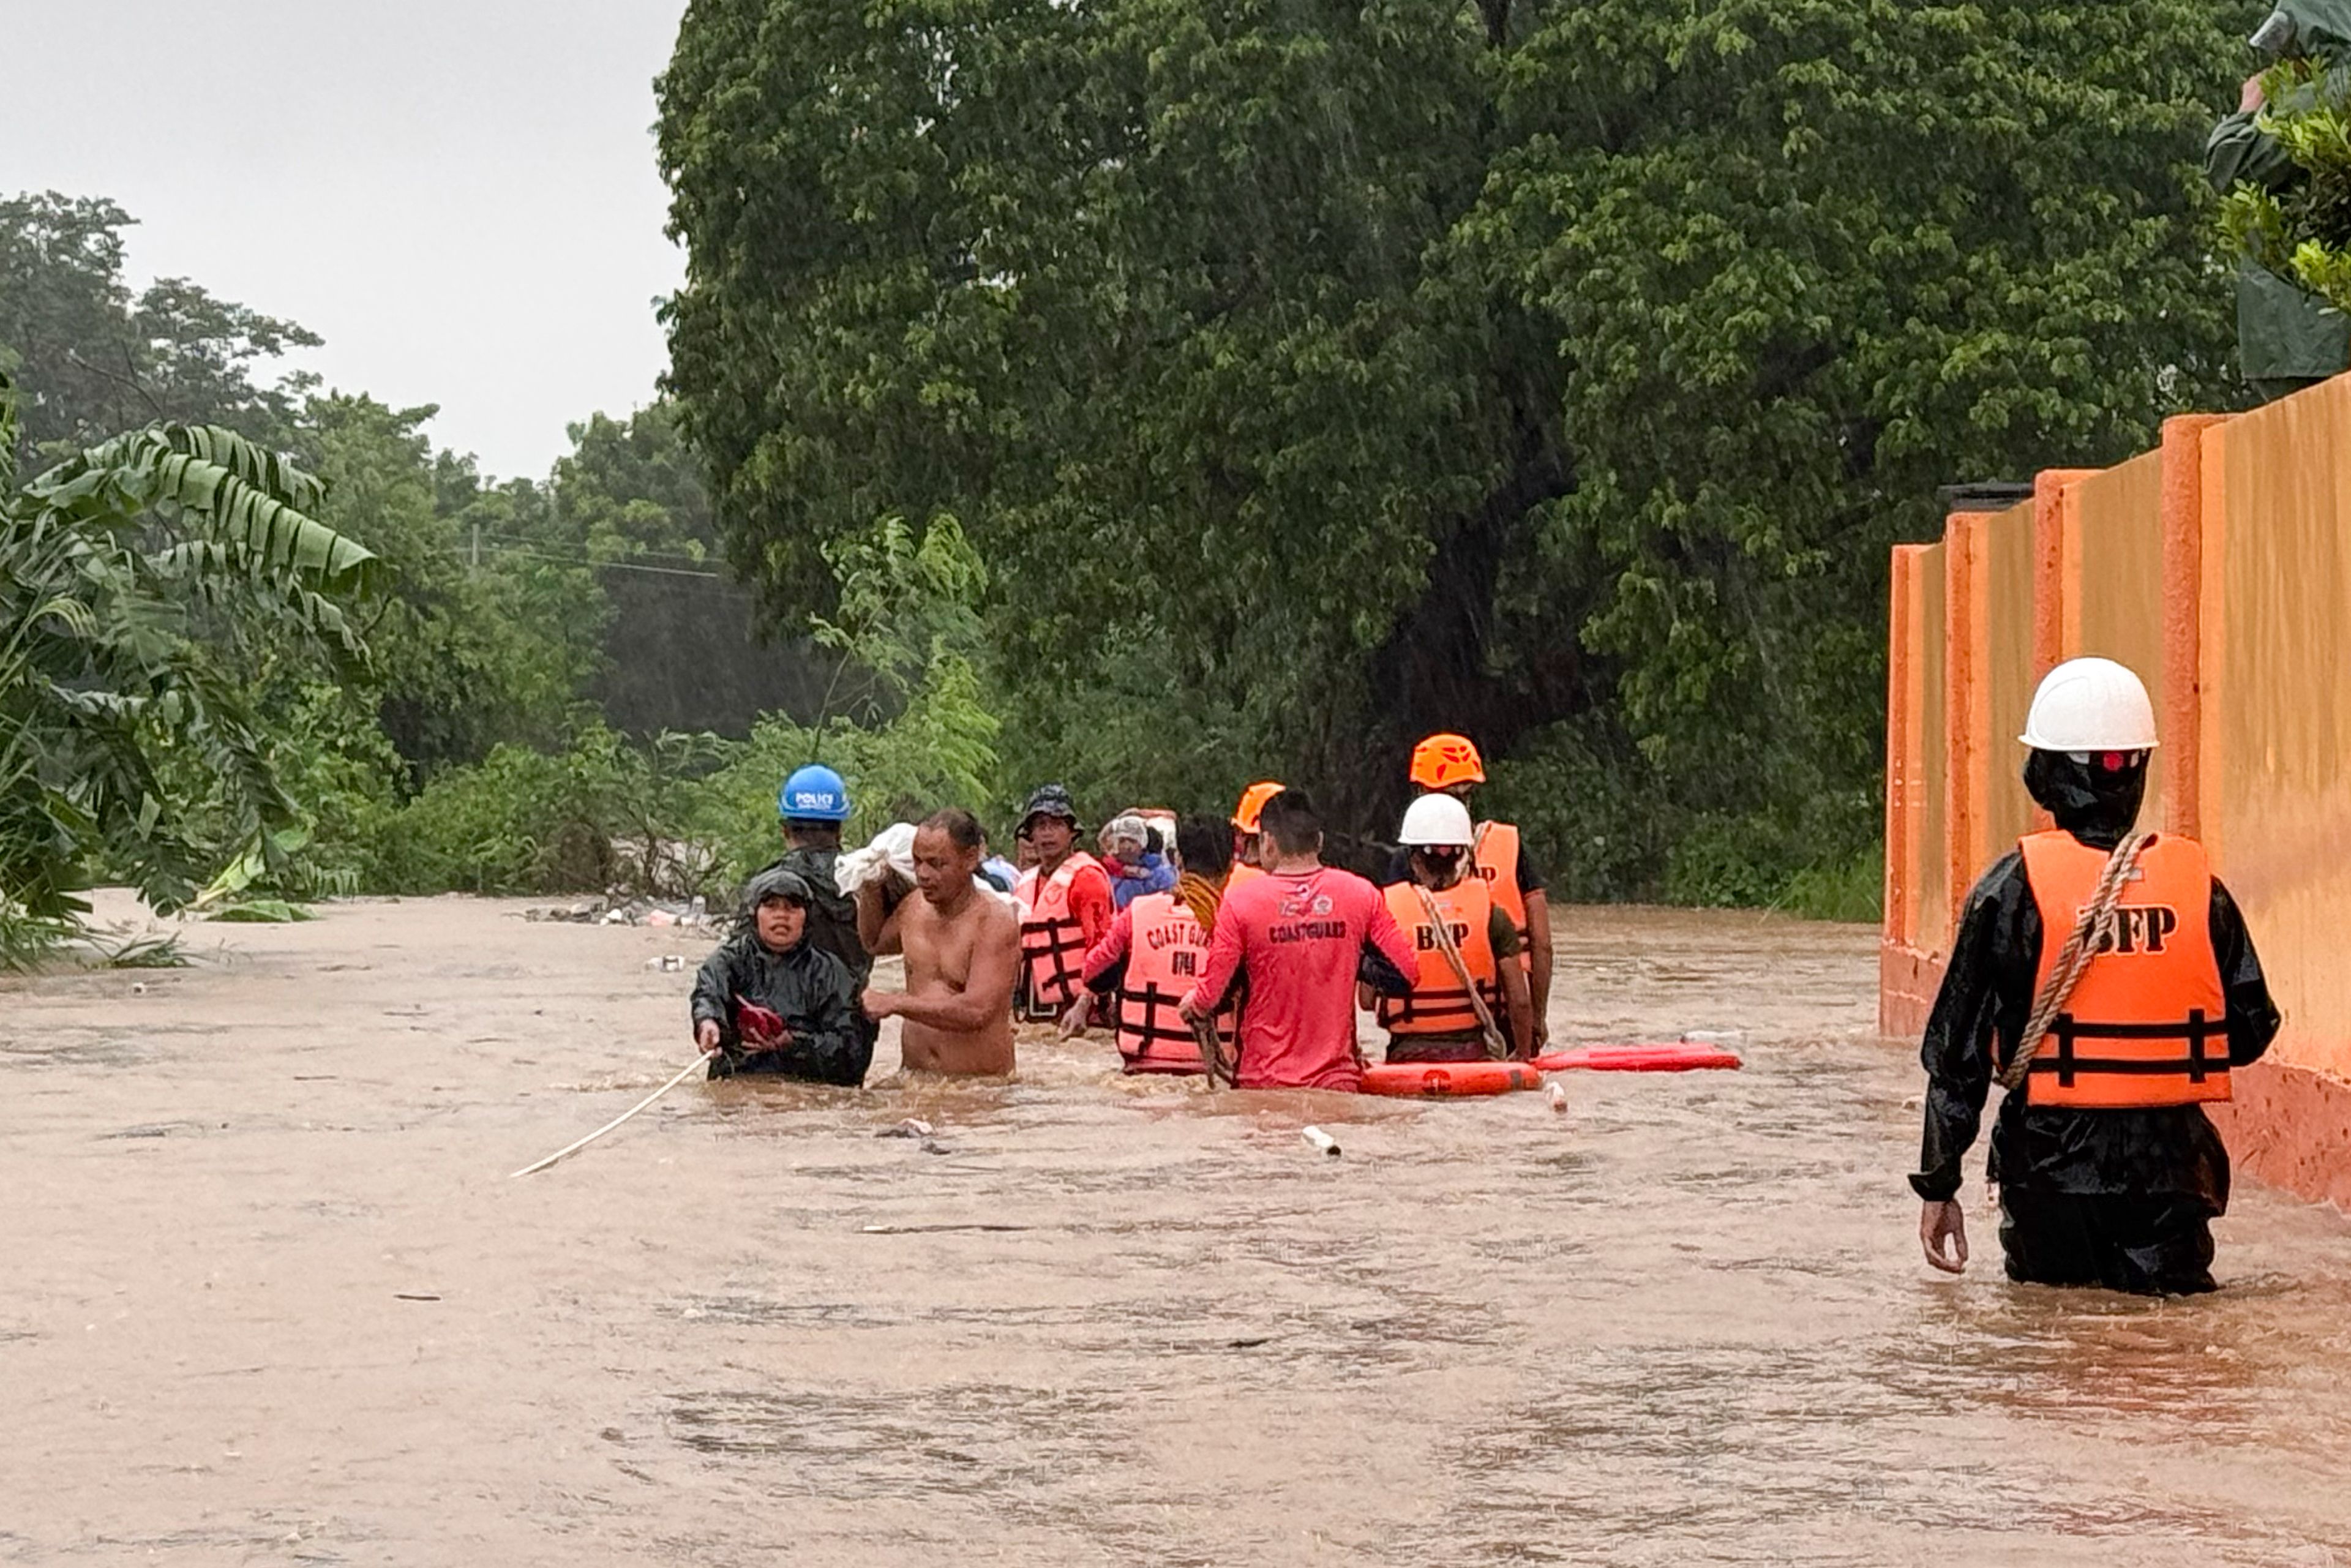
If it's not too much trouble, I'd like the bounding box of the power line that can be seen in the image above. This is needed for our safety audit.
[454,539,752,587]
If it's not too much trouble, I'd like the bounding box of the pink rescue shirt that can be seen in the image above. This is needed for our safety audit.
[1184,865,1417,1091]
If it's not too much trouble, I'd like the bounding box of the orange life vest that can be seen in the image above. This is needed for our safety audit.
[1016,852,1103,1019]
[2017,831,2232,1110]
[1376,877,1499,1037]
[1471,821,1531,972]
[1113,891,1231,1074]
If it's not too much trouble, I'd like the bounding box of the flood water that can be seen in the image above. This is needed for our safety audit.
[4,896,2349,1564]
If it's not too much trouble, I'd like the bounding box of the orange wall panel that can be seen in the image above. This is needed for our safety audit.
[2067,448,2174,830]
[1914,542,1951,958]
[2207,378,2351,1081]
[1979,501,2039,859]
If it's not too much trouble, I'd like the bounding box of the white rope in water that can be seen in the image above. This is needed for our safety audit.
[510,1055,708,1178]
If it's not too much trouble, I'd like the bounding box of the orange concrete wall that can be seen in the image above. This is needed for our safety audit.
[2066,450,2176,830]
[1978,501,2039,860]
[1881,380,2351,1207]
[2203,381,2351,1084]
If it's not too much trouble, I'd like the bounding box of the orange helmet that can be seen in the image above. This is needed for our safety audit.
[1231,780,1285,831]
[1409,733,1485,790]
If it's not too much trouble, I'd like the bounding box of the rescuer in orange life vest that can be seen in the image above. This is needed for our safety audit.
[1226,781,1284,891]
[1011,783,1116,1022]
[1915,658,2280,1294]
[1385,734,1554,1048]
[1062,816,1237,1073]
[1363,793,1536,1063]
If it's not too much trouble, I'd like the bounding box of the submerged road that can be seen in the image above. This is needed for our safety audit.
[3,897,2348,1564]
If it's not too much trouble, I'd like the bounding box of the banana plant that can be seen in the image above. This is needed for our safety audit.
[0,369,380,958]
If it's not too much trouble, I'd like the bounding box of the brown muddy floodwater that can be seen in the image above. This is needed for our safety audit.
[4,896,2350,1566]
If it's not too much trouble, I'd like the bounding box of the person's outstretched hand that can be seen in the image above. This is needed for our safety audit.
[1058,996,1092,1038]
[696,1019,723,1057]
[1920,1199,1969,1274]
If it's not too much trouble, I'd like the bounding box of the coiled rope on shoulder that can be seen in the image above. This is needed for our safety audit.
[1998,831,2159,1094]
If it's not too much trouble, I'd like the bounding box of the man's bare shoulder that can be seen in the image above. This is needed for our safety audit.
[964,892,1019,938]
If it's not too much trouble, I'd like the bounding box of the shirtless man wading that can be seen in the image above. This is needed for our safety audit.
[857,808,1021,1075]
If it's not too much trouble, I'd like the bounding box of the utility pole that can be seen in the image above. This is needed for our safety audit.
[470,520,481,571]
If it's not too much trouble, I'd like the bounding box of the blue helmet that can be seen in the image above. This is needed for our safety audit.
[778,763,850,823]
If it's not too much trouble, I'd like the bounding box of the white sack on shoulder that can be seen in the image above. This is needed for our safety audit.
[835,822,917,895]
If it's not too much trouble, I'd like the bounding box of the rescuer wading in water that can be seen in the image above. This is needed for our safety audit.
[1914,658,2280,1294]
[1365,792,1535,1063]
[1010,783,1115,1022]
[1062,816,1237,1075]
[1387,734,1556,1049]
[1179,788,1417,1092]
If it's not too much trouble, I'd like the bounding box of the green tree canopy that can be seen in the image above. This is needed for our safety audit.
[0,192,321,462]
[659,0,2256,898]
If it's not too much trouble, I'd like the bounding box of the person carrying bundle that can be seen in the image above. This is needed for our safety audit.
[1064,816,1235,1075]
[1913,658,2280,1294]
[691,867,869,1085]
[1367,793,1535,1063]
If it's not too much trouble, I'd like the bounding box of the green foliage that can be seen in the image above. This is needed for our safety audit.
[1777,849,1886,925]
[1478,715,1669,905]
[658,0,2253,897]
[2214,57,2351,309]
[0,369,378,955]
[366,724,657,896]
[297,395,602,776]
[667,514,1003,885]
[91,931,189,969]
[0,192,320,463]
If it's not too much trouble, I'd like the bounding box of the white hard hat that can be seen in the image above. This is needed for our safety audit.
[1398,792,1475,847]
[2019,657,2159,751]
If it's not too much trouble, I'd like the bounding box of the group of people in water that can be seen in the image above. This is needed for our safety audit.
[688,659,2287,1297]
[689,731,1551,1090]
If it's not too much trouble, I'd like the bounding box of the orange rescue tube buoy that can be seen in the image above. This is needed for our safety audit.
[1531,1043,1742,1073]
[1360,1061,1546,1098]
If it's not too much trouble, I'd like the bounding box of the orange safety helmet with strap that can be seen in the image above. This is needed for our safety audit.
[1113,891,1232,1073]
[1226,779,1284,892]
[1409,733,1486,790]
[2016,831,2232,1109]
[1376,877,1499,1035]
[1016,851,1104,1020]
[1470,820,1531,971]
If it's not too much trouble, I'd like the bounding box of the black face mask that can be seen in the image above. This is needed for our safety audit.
[2023,749,2148,847]
[1417,849,1465,879]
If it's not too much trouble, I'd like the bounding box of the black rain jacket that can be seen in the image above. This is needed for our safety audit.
[690,929,870,1086]
[1911,754,2281,1209]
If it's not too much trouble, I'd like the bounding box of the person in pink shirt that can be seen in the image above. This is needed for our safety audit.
[1180,788,1417,1090]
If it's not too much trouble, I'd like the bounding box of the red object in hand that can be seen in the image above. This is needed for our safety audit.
[735,998,789,1046]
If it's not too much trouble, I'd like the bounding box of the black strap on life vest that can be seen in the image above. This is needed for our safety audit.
[1379,980,1485,1029]
[1119,981,1200,1064]
[2033,1010,2233,1087]
[1019,915,1089,1017]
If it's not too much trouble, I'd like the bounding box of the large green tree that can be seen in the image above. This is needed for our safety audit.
[659,0,2257,897]
[0,193,321,462]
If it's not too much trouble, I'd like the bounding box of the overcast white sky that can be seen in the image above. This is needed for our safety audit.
[10,0,689,481]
